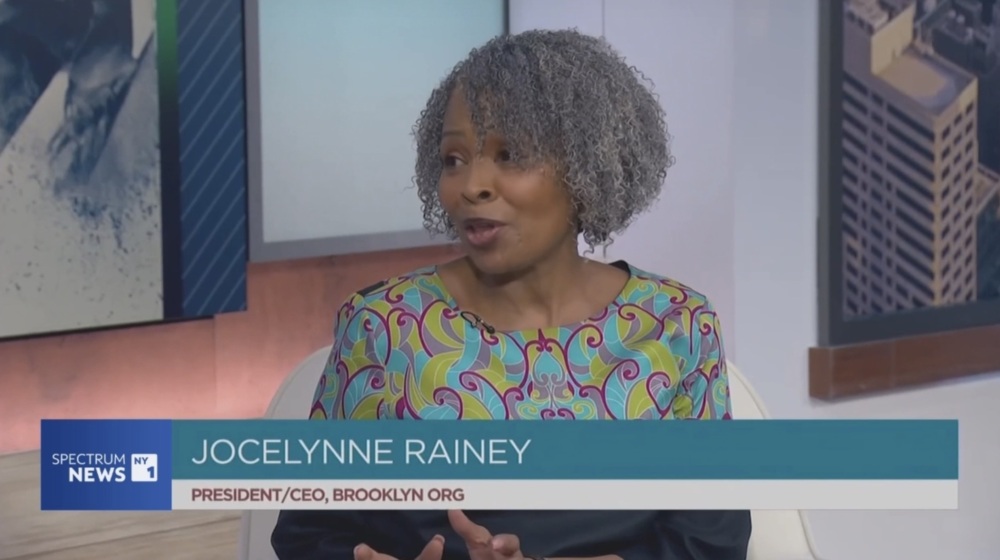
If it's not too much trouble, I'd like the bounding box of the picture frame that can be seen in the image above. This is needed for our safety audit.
[812,0,1000,399]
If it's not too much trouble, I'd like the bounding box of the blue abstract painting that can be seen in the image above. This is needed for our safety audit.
[0,0,247,340]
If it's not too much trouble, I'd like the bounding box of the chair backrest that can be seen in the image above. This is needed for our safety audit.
[239,351,822,560]
[726,361,822,560]
[238,346,332,560]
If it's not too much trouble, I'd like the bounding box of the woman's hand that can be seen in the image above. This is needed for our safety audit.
[448,510,525,560]
[353,535,446,560]
[447,511,624,560]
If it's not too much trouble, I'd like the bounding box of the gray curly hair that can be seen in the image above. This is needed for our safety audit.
[412,29,673,249]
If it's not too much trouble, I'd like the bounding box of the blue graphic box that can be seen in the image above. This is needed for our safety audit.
[40,420,173,510]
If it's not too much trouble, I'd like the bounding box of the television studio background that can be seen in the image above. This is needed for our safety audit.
[1,0,997,558]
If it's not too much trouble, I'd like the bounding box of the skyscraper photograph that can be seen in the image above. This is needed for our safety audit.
[839,0,1000,320]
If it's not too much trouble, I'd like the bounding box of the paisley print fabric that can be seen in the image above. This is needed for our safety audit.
[309,261,733,421]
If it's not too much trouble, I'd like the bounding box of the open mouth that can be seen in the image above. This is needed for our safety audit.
[462,219,504,248]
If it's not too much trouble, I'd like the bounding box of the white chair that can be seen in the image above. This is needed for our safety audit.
[238,346,332,560]
[727,361,823,560]
[239,350,823,560]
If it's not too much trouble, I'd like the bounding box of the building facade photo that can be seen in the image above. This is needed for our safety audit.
[839,0,1000,321]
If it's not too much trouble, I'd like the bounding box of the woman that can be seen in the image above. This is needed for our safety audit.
[272,29,750,560]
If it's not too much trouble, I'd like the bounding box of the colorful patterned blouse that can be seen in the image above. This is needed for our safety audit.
[309,260,733,421]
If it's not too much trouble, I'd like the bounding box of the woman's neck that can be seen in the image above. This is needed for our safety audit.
[472,254,589,317]
[447,241,621,331]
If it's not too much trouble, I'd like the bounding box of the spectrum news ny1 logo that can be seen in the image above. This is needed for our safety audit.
[53,452,159,484]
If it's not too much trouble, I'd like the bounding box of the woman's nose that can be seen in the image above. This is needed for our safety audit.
[468,186,493,201]
[461,164,498,203]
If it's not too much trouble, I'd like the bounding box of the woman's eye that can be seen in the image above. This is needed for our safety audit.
[442,155,464,168]
[497,150,513,163]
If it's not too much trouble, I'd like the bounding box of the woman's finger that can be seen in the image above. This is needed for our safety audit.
[354,543,376,560]
[415,534,446,560]
[491,533,521,556]
[447,509,493,546]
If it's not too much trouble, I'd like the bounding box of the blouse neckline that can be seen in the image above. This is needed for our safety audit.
[425,260,638,334]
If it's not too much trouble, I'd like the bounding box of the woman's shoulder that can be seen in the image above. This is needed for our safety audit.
[336,265,448,318]
[622,262,717,314]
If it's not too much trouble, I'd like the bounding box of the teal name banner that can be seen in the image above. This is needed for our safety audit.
[171,420,958,481]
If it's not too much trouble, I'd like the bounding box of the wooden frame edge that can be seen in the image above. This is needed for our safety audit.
[809,322,1000,400]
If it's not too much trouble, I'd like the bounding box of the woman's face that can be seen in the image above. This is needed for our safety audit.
[437,90,578,276]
